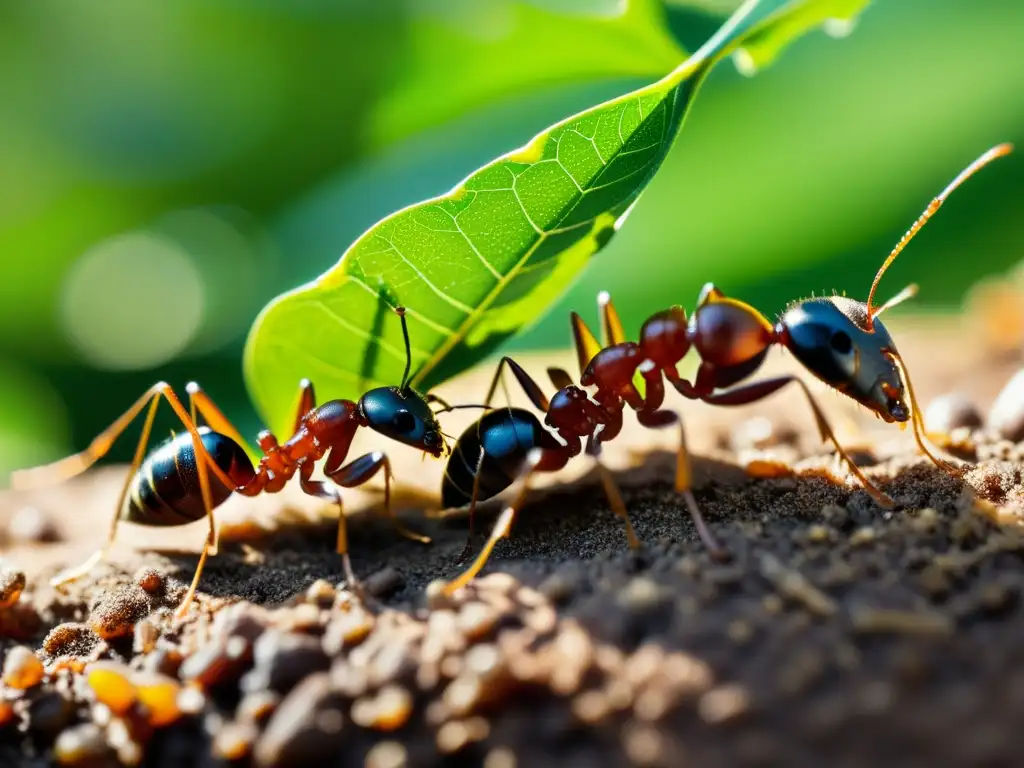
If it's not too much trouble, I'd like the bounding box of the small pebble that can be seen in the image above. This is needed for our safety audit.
[134,568,165,594]
[89,584,152,640]
[141,647,183,678]
[364,567,404,599]
[351,684,414,731]
[180,637,250,688]
[243,630,330,695]
[43,622,101,658]
[457,602,499,641]
[849,527,877,546]
[86,661,137,715]
[322,608,375,655]
[133,618,160,655]
[0,567,26,609]
[253,673,345,767]
[924,392,983,434]
[304,579,336,606]
[53,722,113,766]
[133,671,181,726]
[988,370,1024,442]
[3,644,44,688]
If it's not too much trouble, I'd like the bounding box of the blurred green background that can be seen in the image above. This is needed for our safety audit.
[1,0,1021,479]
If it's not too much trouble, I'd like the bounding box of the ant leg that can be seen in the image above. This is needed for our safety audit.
[288,379,317,435]
[585,436,640,549]
[703,376,895,508]
[636,408,728,559]
[453,449,487,564]
[425,393,453,412]
[597,291,627,346]
[441,446,569,596]
[571,312,603,376]
[547,367,575,391]
[483,357,551,412]
[298,464,360,589]
[185,381,258,467]
[327,451,431,544]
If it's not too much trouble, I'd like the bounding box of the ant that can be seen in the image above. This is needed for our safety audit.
[10,307,452,617]
[439,143,1013,595]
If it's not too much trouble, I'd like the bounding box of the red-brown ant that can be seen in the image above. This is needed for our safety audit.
[440,143,1013,595]
[10,307,450,617]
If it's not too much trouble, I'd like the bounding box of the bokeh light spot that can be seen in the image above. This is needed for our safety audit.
[59,232,205,370]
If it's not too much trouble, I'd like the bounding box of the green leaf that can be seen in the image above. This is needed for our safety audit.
[730,0,871,74]
[244,0,870,437]
[664,0,873,75]
[368,0,687,148]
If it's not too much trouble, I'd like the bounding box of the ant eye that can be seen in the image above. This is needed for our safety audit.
[830,330,853,355]
[392,410,416,433]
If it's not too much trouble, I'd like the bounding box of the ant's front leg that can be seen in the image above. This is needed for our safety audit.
[702,375,894,508]
[326,451,431,545]
[298,462,360,589]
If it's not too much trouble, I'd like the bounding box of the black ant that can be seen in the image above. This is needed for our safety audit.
[10,307,452,617]
[438,143,1013,595]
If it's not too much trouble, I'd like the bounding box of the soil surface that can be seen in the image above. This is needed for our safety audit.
[2,318,1024,768]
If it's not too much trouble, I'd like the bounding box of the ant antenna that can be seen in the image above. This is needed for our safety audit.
[865,143,1013,331]
[433,403,492,416]
[395,306,413,390]
[872,283,919,319]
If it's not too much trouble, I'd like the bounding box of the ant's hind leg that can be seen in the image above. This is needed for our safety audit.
[327,451,431,544]
[637,408,728,559]
[441,447,567,596]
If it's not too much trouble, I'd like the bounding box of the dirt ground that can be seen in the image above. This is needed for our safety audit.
[2,317,1024,768]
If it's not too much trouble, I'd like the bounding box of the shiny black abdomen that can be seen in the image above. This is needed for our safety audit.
[442,408,548,509]
[124,427,254,526]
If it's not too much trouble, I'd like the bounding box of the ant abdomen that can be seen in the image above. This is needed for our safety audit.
[125,427,255,526]
[442,408,551,509]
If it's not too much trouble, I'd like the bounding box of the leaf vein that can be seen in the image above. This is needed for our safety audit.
[379,238,475,315]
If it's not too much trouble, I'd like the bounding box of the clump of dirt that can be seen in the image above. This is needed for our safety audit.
[1,332,1024,768]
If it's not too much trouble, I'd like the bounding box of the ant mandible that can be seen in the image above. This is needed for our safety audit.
[11,307,451,617]
[439,142,1013,595]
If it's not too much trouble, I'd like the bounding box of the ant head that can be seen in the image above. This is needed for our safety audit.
[359,386,445,457]
[777,297,909,423]
[357,304,445,457]
[780,143,1013,425]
